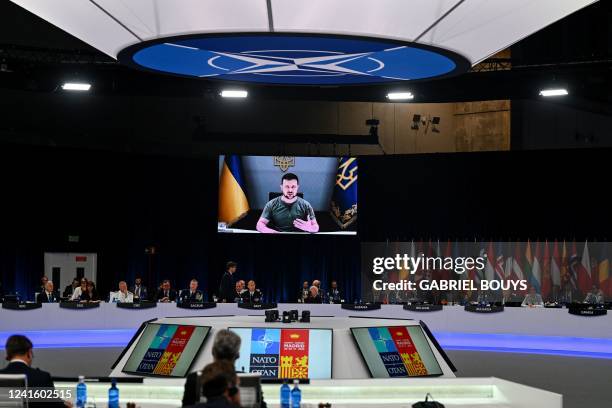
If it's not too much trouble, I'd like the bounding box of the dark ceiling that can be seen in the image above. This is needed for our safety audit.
[0,0,611,105]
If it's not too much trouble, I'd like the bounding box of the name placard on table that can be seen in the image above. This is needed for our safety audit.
[1,302,42,310]
[237,302,278,310]
[568,305,607,317]
[341,303,381,311]
[403,304,443,312]
[176,302,217,310]
[59,301,101,310]
[117,301,157,309]
[464,304,504,313]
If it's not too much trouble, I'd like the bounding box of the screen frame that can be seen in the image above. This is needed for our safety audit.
[217,154,358,236]
[228,326,334,380]
[121,323,212,378]
[349,325,444,379]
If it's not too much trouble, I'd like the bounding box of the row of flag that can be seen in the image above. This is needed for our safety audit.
[386,241,611,298]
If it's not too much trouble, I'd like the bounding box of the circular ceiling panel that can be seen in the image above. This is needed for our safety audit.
[118,34,470,85]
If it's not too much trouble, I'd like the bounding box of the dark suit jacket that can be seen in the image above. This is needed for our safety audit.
[0,361,64,407]
[131,285,149,300]
[218,272,235,302]
[240,289,263,304]
[180,289,204,303]
[182,371,200,407]
[305,294,322,303]
[156,288,177,302]
[36,291,60,303]
[62,285,75,298]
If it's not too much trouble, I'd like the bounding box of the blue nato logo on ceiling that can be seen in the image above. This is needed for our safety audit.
[120,34,468,85]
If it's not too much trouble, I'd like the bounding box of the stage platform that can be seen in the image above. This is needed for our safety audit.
[1,303,611,359]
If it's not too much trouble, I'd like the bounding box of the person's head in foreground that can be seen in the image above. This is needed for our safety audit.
[5,335,33,365]
[281,173,299,201]
[212,329,241,362]
[200,361,240,407]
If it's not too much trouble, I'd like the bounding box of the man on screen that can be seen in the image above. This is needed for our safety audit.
[256,173,319,233]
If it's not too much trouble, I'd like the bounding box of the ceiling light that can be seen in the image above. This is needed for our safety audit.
[62,82,91,91]
[387,92,414,100]
[539,88,568,97]
[220,90,248,98]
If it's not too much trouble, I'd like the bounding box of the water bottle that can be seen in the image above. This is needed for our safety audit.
[290,379,301,408]
[108,378,119,408]
[280,381,291,408]
[76,376,87,408]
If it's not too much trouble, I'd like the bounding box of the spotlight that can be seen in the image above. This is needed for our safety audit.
[62,82,91,91]
[387,92,414,101]
[411,114,421,130]
[539,88,568,97]
[220,90,248,98]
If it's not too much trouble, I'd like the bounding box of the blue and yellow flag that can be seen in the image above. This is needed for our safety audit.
[218,155,249,226]
[330,157,358,229]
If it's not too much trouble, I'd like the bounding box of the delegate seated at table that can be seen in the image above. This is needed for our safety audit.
[109,281,133,303]
[521,287,544,307]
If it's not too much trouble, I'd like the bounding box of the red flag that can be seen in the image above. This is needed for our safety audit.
[551,241,561,288]
[541,241,552,300]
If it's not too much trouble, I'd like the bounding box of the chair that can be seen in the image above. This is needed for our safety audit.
[237,373,262,408]
[2,294,19,303]
[0,374,28,407]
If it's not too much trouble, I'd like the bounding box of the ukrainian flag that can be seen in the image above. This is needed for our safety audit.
[330,157,358,229]
[218,155,249,226]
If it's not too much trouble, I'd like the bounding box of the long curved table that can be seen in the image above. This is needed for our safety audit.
[1,303,611,358]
